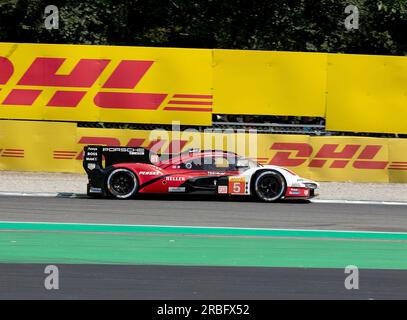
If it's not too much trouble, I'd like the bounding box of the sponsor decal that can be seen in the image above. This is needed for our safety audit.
[228,177,246,195]
[102,147,144,154]
[286,187,309,197]
[288,188,301,195]
[129,151,144,155]
[168,187,186,193]
[229,177,246,183]
[218,185,228,194]
[87,163,96,170]
[139,171,161,176]
[207,171,226,175]
[89,187,102,193]
[165,176,186,182]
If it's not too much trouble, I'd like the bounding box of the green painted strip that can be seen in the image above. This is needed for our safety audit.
[1,221,407,240]
[1,231,406,269]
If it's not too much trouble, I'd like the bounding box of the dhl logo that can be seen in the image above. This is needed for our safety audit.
[0,57,212,111]
[268,142,407,170]
[50,139,407,171]
[0,148,25,158]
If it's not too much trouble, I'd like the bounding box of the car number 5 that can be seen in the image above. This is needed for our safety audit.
[233,182,241,193]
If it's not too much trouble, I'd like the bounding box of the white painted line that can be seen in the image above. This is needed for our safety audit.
[1,220,407,235]
[0,191,59,197]
[312,199,407,206]
[0,191,86,198]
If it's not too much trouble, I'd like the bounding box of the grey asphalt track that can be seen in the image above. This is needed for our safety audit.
[0,194,407,231]
[1,263,407,300]
[1,195,407,300]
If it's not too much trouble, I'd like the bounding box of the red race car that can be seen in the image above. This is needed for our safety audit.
[83,145,319,202]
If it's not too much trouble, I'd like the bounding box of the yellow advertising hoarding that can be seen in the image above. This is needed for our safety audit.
[0,120,78,172]
[325,53,407,134]
[388,138,407,183]
[213,49,327,117]
[1,42,407,134]
[0,43,213,126]
[1,120,406,182]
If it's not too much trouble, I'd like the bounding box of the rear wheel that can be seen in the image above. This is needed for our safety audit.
[253,171,286,202]
[106,168,138,199]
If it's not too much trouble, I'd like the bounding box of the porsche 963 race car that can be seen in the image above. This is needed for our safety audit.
[83,146,319,202]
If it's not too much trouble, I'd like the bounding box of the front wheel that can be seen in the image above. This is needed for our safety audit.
[106,168,138,199]
[252,171,286,202]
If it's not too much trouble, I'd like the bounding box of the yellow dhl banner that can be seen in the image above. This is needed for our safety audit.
[325,53,407,134]
[0,43,213,126]
[1,120,406,182]
[1,42,407,134]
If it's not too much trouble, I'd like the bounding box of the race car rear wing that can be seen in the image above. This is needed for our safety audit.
[83,145,154,173]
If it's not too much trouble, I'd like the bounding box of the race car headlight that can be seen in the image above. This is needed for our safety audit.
[304,183,318,189]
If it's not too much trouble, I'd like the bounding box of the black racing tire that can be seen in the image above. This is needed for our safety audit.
[106,168,138,199]
[252,170,286,202]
